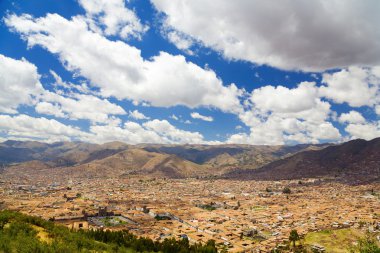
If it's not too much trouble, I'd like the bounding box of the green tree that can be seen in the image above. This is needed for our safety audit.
[350,235,380,253]
[0,210,219,253]
[283,187,291,194]
[289,229,300,248]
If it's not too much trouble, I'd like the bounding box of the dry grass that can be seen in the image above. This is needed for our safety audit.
[31,224,53,244]
[303,228,363,253]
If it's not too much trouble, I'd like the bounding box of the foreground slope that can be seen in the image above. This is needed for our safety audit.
[0,210,217,253]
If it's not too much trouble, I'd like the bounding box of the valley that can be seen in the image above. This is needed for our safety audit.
[0,139,379,252]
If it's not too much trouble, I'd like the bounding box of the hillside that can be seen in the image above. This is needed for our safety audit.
[68,149,212,179]
[135,143,328,173]
[0,210,217,253]
[0,140,128,167]
[226,138,380,183]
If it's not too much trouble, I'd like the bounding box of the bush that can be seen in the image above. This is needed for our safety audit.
[350,235,380,253]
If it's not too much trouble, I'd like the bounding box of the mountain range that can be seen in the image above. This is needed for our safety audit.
[1,138,379,182]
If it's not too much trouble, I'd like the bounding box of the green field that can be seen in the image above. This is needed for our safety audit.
[304,228,378,253]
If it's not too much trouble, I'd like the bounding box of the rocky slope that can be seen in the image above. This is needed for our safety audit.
[226,138,380,183]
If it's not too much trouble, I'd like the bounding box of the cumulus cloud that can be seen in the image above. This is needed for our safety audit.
[228,82,341,144]
[228,116,340,145]
[39,91,126,123]
[143,119,204,143]
[376,105,380,115]
[345,121,380,140]
[229,69,380,144]
[164,30,195,55]
[78,0,148,39]
[251,82,318,113]
[129,110,150,120]
[0,54,126,124]
[320,66,380,107]
[338,111,366,124]
[0,113,208,144]
[152,0,380,71]
[50,70,91,94]
[87,121,164,144]
[4,2,380,145]
[5,13,243,114]
[35,102,66,118]
[0,54,43,113]
[0,114,89,142]
[86,119,206,144]
[190,112,213,122]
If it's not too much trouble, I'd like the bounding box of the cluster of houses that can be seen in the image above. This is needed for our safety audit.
[1,174,379,252]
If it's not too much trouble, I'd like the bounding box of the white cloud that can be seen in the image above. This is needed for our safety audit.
[227,132,250,145]
[190,112,213,122]
[0,54,43,113]
[152,0,380,71]
[5,3,380,145]
[338,111,366,124]
[164,30,194,55]
[87,121,164,144]
[35,102,66,118]
[129,110,150,120]
[320,66,380,107]
[38,91,126,124]
[78,0,148,39]
[170,114,179,120]
[228,82,341,144]
[87,119,205,144]
[376,105,380,115]
[229,116,341,145]
[345,121,380,140]
[144,119,204,143]
[50,70,91,94]
[0,113,208,144]
[0,54,125,124]
[5,13,243,114]
[307,122,341,141]
[251,81,318,113]
[0,114,89,142]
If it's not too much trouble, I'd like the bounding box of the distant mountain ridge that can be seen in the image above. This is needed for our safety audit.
[2,138,379,182]
[0,140,129,166]
[0,140,328,179]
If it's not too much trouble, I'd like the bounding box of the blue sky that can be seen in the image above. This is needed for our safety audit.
[0,0,379,145]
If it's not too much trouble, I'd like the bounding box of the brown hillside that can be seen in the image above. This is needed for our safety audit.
[226,138,380,183]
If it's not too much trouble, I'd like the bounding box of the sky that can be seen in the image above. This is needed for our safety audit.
[0,0,379,145]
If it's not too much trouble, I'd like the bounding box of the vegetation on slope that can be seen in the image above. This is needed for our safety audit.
[272,229,380,253]
[0,210,217,253]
